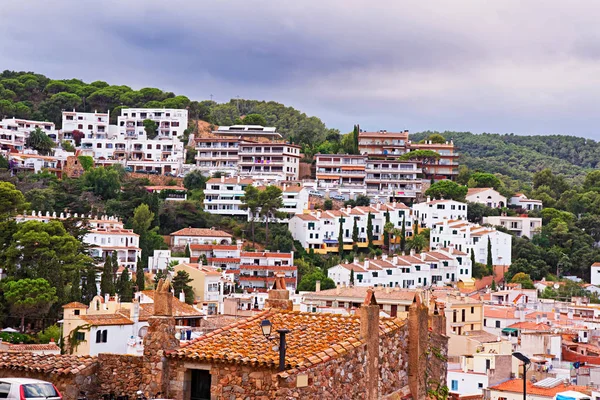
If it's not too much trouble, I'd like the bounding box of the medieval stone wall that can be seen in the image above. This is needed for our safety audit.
[96,354,144,398]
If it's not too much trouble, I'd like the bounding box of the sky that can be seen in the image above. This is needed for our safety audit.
[2,1,600,138]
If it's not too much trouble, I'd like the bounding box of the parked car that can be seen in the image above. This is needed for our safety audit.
[0,378,62,399]
[309,190,324,198]
[331,194,345,201]
[124,166,133,173]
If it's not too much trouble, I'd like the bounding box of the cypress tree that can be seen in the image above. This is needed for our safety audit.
[118,268,133,302]
[70,269,82,303]
[350,269,355,286]
[83,265,98,303]
[367,212,374,248]
[400,214,406,252]
[353,124,359,154]
[487,236,493,276]
[352,218,359,253]
[100,256,115,296]
[184,244,191,258]
[111,251,119,287]
[384,211,391,249]
[338,217,344,256]
[136,257,145,291]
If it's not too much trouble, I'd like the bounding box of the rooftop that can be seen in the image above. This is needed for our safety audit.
[170,309,404,369]
[0,352,95,375]
[170,227,232,238]
[304,287,417,302]
[489,379,588,397]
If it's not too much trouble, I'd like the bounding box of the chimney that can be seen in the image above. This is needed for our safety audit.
[315,280,321,292]
[132,300,140,324]
[264,274,293,310]
[336,285,341,295]
[568,310,574,320]
[364,259,370,270]
[382,254,388,261]
[410,249,415,256]
[104,293,110,305]
[237,176,240,183]
[360,289,380,400]
[392,256,398,265]
[221,176,225,183]
[346,206,352,214]
[179,290,185,303]
[427,196,431,203]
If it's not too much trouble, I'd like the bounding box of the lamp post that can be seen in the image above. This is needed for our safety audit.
[260,319,289,372]
[512,352,531,400]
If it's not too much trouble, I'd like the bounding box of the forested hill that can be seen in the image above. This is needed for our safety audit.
[411,131,600,183]
[0,70,338,145]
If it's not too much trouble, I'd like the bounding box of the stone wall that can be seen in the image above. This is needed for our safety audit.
[0,368,98,400]
[96,354,144,397]
[167,321,411,400]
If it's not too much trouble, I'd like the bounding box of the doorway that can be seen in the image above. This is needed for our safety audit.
[190,369,211,400]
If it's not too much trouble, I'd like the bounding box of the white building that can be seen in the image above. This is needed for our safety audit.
[430,219,512,266]
[466,188,507,208]
[147,250,190,272]
[288,203,413,254]
[75,108,188,174]
[509,193,543,211]
[0,118,56,149]
[169,227,233,247]
[327,248,470,289]
[238,141,301,181]
[8,152,65,177]
[195,137,239,176]
[411,198,468,229]
[62,110,111,141]
[591,262,600,286]
[483,215,542,238]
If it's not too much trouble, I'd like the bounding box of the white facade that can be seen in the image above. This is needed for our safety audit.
[365,159,422,200]
[328,248,470,289]
[147,250,190,272]
[412,198,468,229]
[238,142,301,181]
[0,118,56,150]
[447,370,488,396]
[466,188,507,208]
[509,193,543,211]
[289,203,413,253]
[62,110,110,140]
[483,215,542,238]
[195,138,239,176]
[88,324,135,356]
[591,263,600,286]
[430,219,512,266]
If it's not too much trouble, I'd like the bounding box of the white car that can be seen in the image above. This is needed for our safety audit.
[309,190,324,198]
[0,378,62,399]
[331,194,345,201]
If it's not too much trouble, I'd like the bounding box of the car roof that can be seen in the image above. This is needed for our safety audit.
[0,378,52,384]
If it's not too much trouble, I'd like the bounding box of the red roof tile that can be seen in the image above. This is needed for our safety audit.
[170,228,232,237]
[0,352,95,375]
[62,302,87,309]
[489,379,588,397]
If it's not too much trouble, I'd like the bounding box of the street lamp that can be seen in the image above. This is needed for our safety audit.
[260,319,290,371]
[512,352,531,400]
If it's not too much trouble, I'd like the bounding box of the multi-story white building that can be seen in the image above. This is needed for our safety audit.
[238,141,301,181]
[203,177,308,220]
[194,137,239,176]
[509,193,543,211]
[62,110,111,140]
[0,118,56,150]
[412,198,468,229]
[483,215,542,238]
[76,108,187,174]
[315,154,366,188]
[327,248,470,288]
[238,251,297,290]
[466,188,507,208]
[288,203,414,254]
[16,211,141,270]
[8,152,65,177]
[430,219,512,266]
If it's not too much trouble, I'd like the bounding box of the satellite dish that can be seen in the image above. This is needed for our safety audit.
[553,283,560,290]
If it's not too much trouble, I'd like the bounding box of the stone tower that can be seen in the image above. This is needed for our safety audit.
[264,274,293,310]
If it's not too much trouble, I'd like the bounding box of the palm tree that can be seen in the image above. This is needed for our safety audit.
[384,222,394,253]
[258,186,284,247]
[407,234,427,253]
[241,185,260,246]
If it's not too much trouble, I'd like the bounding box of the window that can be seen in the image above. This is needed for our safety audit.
[102,329,108,343]
[478,382,483,389]
[495,320,501,328]
[451,380,458,391]
[471,307,474,314]
[76,332,85,341]
[0,382,10,398]
[96,330,102,343]
[74,309,80,315]
[462,309,465,321]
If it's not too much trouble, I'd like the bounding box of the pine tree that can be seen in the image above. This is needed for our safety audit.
[352,218,359,253]
[100,256,115,295]
[366,212,374,248]
[471,248,476,270]
[184,244,191,258]
[83,265,98,303]
[172,270,195,305]
[117,268,133,302]
[154,269,167,284]
[70,269,82,303]
[414,220,419,236]
[487,236,494,276]
[338,217,344,256]
[400,214,406,252]
[135,257,145,292]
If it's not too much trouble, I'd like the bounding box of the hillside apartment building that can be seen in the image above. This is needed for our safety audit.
[195,125,301,181]
[64,108,188,174]
[0,117,56,151]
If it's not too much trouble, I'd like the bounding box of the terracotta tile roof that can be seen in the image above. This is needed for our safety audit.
[62,302,87,309]
[592,262,600,267]
[337,264,367,273]
[283,186,304,193]
[170,309,404,369]
[464,330,502,343]
[293,214,319,221]
[440,247,468,256]
[489,379,589,397]
[170,228,232,237]
[140,290,204,319]
[359,131,409,139]
[4,343,60,352]
[0,352,96,375]
[208,257,241,263]
[241,252,293,259]
[80,314,134,326]
[507,321,551,331]
[484,307,516,319]
[190,244,238,251]
[304,287,417,302]
[466,188,495,196]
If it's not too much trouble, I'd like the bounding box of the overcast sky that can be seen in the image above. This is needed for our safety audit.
[2,1,600,137]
